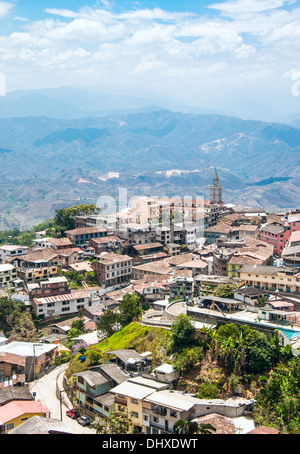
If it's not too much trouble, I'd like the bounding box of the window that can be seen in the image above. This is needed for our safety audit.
[6,423,14,431]
[131,398,138,404]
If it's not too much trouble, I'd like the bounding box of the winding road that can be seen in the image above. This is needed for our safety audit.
[28,364,96,434]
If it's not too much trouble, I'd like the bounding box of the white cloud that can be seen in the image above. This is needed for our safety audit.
[0,2,298,119]
[208,0,295,16]
[0,1,14,18]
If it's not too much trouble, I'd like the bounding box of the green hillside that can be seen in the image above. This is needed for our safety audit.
[66,322,169,378]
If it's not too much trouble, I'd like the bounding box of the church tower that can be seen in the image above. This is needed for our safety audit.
[210,168,223,204]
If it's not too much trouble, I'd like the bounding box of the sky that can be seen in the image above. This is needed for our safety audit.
[0,0,300,121]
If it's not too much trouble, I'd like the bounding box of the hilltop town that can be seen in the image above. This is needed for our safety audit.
[0,170,300,435]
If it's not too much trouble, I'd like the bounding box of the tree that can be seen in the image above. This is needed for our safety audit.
[117,293,142,328]
[97,309,119,338]
[171,314,195,350]
[197,380,220,399]
[67,313,86,342]
[173,420,199,434]
[245,333,272,374]
[95,410,135,434]
[173,347,203,375]
[173,419,216,435]
[213,283,237,299]
[54,204,100,236]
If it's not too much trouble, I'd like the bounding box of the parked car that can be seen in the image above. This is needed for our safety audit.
[66,409,80,419]
[77,416,91,426]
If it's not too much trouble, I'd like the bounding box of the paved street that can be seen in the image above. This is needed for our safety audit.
[28,364,96,435]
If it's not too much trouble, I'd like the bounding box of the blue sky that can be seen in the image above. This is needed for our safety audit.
[0,0,300,121]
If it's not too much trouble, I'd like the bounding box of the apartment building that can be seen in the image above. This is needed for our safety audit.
[109,377,169,433]
[131,196,167,224]
[117,223,157,246]
[0,264,18,289]
[93,252,132,288]
[65,226,108,246]
[282,231,300,268]
[0,342,58,382]
[259,214,300,256]
[10,248,59,283]
[27,276,70,299]
[32,291,91,319]
[259,223,288,255]
[204,224,239,244]
[239,265,300,294]
[89,236,125,255]
[0,245,28,263]
[143,391,253,435]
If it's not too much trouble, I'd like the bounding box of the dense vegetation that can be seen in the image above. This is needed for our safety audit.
[0,296,39,341]
[65,310,300,434]
[0,203,100,246]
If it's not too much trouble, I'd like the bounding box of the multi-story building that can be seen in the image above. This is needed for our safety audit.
[0,245,28,263]
[27,276,70,299]
[134,281,167,304]
[65,226,108,247]
[0,342,58,382]
[89,236,125,255]
[282,231,300,268]
[132,258,173,280]
[0,352,26,388]
[259,215,300,256]
[32,291,91,319]
[109,376,169,433]
[239,265,300,294]
[205,224,239,244]
[169,276,194,300]
[10,248,59,283]
[92,252,132,288]
[72,364,129,421]
[0,264,18,288]
[117,223,157,246]
[142,391,252,435]
[259,223,288,255]
[131,196,168,224]
[227,254,265,278]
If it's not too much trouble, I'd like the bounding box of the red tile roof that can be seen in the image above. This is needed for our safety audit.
[248,425,279,434]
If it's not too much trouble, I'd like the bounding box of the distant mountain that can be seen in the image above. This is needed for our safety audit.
[0,109,299,230]
[1,86,240,120]
[290,119,300,130]
[0,87,165,119]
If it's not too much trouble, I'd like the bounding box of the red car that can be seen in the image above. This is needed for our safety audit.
[66,409,80,419]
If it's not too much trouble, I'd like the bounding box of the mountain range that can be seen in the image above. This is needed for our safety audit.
[0,88,299,230]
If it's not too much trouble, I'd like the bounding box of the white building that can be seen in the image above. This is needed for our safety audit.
[32,291,92,319]
[0,264,18,288]
[0,245,28,262]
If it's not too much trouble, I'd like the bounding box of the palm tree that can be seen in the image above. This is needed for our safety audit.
[173,420,216,434]
[173,420,199,434]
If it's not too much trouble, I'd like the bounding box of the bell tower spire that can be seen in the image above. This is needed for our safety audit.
[210,168,223,204]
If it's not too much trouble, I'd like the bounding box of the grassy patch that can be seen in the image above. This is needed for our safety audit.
[66,322,169,377]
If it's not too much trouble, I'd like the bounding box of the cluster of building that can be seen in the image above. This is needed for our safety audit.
[0,169,299,434]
